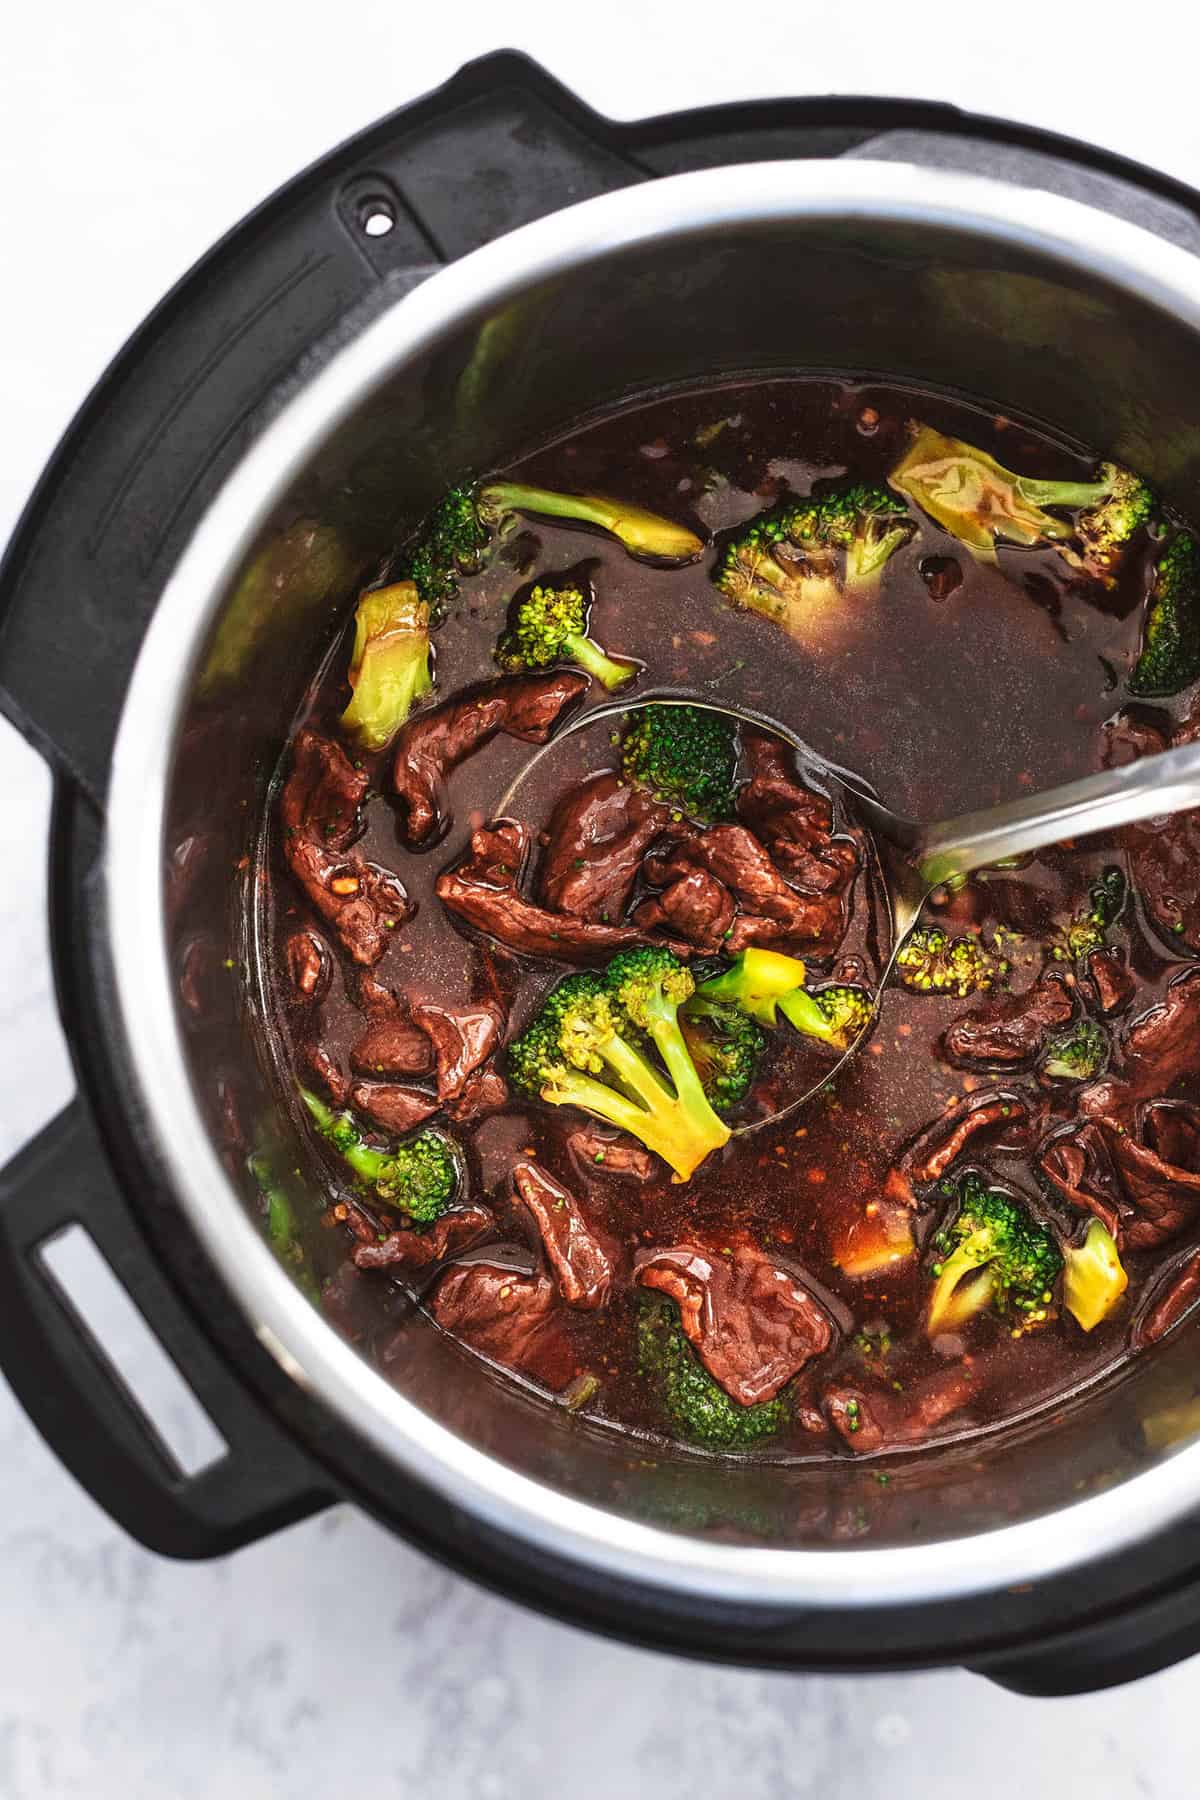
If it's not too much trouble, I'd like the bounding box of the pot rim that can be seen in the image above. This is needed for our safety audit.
[107,158,1200,1608]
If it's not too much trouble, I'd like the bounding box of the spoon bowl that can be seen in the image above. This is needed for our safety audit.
[498,690,1200,1133]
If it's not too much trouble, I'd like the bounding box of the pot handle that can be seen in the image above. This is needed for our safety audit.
[0,1100,332,1557]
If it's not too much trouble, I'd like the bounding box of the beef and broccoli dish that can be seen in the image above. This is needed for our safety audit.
[252,376,1200,1461]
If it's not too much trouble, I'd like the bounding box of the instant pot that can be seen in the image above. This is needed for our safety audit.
[7,53,1200,1695]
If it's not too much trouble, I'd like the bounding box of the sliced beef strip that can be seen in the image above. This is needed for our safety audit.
[1133,1246,1200,1346]
[635,1233,834,1405]
[1084,947,1137,1018]
[538,772,670,922]
[411,1001,504,1101]
[512,1161,616,1310]
[1040,1103,1200,1252]
[348,1081,440,1135]
[436,819,689,962]
[353,1204,495,1272]
[648,825,848,955]
[824,1365,982,1454]
[281,732,414,966]
[392,671,587,847]
[565,1122,660,1184]
[348,976,435,1076]
[428,1261,575,1391]
[884,1090,1030,1208]
[302,1041,349,1107]
[1104,704,1200,953]
[632,867,736,951]
[286,928,333,1003]
[1118,966,1200,1098]
[443,1064,509,1124]
[281,726,367,848]
[941,968,1074,1070]
[737,732,863,893]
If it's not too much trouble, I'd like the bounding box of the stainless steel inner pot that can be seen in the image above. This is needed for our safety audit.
[106,160,1200,1612]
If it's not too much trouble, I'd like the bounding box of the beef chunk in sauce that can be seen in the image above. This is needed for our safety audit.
[286,928,333,1004]
[539,772,669,922]
[941,968,1073,1070]
[348,979,436,1077]
[633,867,736,951]
[565,1122,661,1184]
[349,1081,440,1135]
[825,1365,982,1453]
[437,818,689,961]
[393,672,587,847]
[1105,704,1200,953]
[1134,1246,1200,1345]
[282,730,413,965]
[1041,1103,1200,1251]
[410,1001,504,1101]
[636,1234,834,1405]
[512,1161,616,1310]
[353,1204,496,1272]
[737,732,862,895]
[886,1089,1030,1208]
[644,823,849,956]
[428,1262,575,1391]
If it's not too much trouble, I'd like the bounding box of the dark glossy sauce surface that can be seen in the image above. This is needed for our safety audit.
[257,375,1200,1460]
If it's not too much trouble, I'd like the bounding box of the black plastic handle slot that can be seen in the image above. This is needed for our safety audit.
[0,1101,331,1557]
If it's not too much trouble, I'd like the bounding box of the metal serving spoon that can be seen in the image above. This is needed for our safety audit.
[499,694,1200,1132]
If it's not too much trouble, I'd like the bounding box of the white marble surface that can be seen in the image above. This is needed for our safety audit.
[5,3,1200,1791]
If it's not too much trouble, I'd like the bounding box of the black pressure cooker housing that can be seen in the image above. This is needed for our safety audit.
[7,54,1200,1694]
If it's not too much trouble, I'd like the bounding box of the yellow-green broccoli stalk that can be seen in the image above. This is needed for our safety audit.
[891,425,1148,567]
[300,1089,458,1223]
[340,581,433,752]
[1062,1218,1128,1331]
[478,481,704,564]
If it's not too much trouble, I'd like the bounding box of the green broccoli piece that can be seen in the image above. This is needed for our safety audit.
[694,946,811,1026]
[248,1151,319,1299]
[339,581,433,751]
[1130,532,1200,697]
[620,704,739,821]
[1073,462,1155,586]
[890,425,1142,564]
[781,983,874,1050]
[494,580,638,691]
[477,480,704,564]
[713,483,914,633]
[1040,1018,1110,1082]
[1062,1218,1128,1331]
[395,484,493,612]
[1064,867,1127,960]
[895,925,995,998]
[300,1089,458,1223]
[506,955,730,1183]
[637,1294,784,1449]
[926,1173,1062,1336]
[678,996,765,1116]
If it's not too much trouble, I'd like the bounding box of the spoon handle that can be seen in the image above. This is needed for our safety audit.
[915,738,1200,887]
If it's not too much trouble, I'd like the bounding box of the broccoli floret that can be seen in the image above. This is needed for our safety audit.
[507,955,731,1182]
[895,925,995,997]
[926,1173,1063,1336]
[779,982,874,1050]
[1130,532,1200,697]
[339,581,433,751]
[1061,1218,1128,1331]
[620,704,739,821]
[477,480,704,564]
[1064,867,1127,960]
[300,1089,458,1223]
[890,426,1143,564]
[637,1294,784,1449]
[1073,462,1156,586]
[395,484,493,612]
[713,483,914,633]
[1040,1018,1110,1082]
[494,580,638,691]
[693,947,810,1026]
[678,996,765,1115]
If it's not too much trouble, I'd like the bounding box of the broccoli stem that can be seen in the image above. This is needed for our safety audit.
[777,986,839,1043]
[301,1087,389,1183]
[1062,1219,1128,1331]
[927,1234,997,1334]
[562,630,639,691]
[478,481,704,564]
